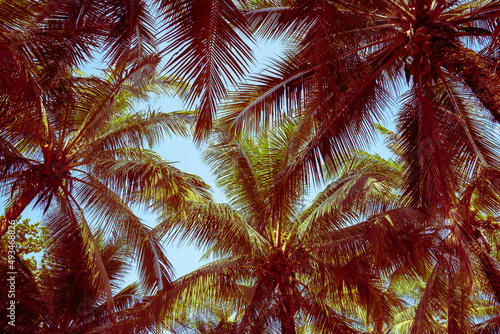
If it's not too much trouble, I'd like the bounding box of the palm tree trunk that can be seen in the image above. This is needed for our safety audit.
[468,236,500,303]
[436,43,500,123]
[279,282,296,334]
[0,187,40,238]
[447,264,459,333]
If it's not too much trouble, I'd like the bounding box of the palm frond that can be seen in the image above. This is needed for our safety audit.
[159,0,255,140]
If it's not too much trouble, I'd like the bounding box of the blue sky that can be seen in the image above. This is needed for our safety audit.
[140,41,288,277]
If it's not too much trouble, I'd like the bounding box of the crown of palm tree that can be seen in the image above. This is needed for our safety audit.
[0,59,212,307]
[148,120,441,333]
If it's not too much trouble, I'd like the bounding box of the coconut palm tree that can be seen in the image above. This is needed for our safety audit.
[0,0,117,125]
[235,0,500,122]
[372,123,500,333]
[152,117,500,333]
[349,0,500,121]
[0,220,162,334]
[149,120,437,333]
[0,0,168,178]
[219,0,500,199]
[0,59,211,297]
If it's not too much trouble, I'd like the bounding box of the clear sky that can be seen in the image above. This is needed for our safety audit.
[140,40,288,277]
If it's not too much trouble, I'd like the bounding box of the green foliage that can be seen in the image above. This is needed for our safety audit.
[0,216,51,279]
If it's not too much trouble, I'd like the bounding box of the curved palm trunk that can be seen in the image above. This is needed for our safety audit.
[467,236,500,304]
[436,43,500,123]
[0,186,41,238]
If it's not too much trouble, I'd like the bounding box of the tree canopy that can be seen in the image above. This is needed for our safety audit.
[1,0,500,333]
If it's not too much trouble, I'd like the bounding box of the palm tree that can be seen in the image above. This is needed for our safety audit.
[237,0,500,120]
[0,0,116,125]
[218,0,500,200]
[0,222,161,334]
[0,60,210,296]
[0,0,166,182]
[372,124,500,333]
[150,121,435,333]
[353,0,500,120]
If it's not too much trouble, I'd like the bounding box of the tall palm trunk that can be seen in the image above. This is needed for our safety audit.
[0,185,41,238]
[278,281,296,334]
[435,42,500,123]
[467,236,500,303]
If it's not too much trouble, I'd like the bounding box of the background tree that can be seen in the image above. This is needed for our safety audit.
[0,216,50,279]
